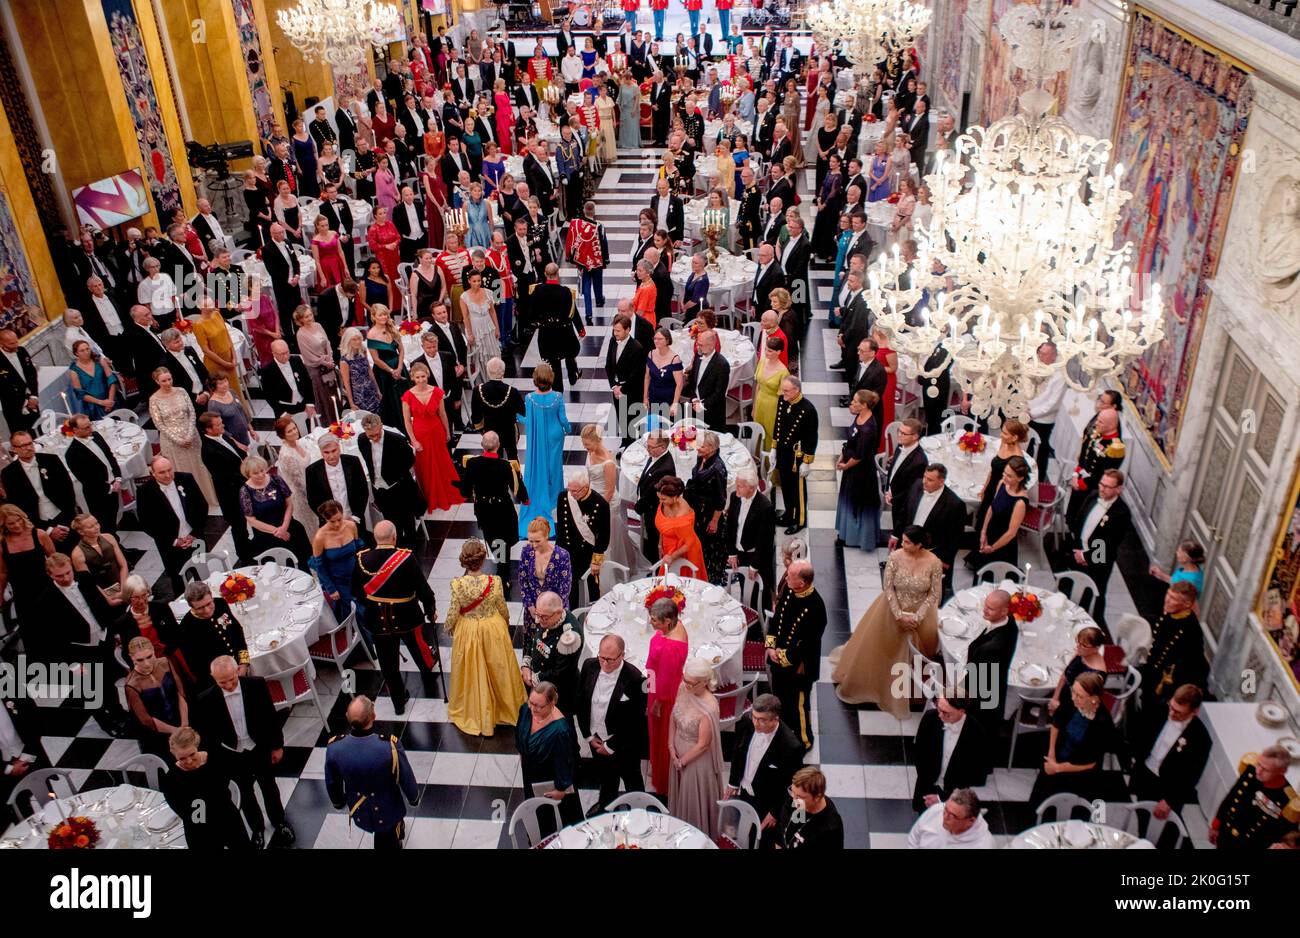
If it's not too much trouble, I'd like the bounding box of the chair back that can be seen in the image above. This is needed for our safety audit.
[663,558,700,578]
[1105,666,1142,726]
[508,796,564,849]
[940,414,978,437]
[6,768,78,821]
[883,420,904,456]
[734,421,766,459]
[605,791,669,813]
[107,408,141,425]
[728,567,763,611]
[261,651,330,724]
[715,798,762,849]
[973,562,1024,587]
[715,676,758,730]
[255,547,301,569]
[660,317,684,332]
[1112,614,1152,666]
[115,753,169,790]
[1111,800,1189,849]
[1053,570,1101,619]
[740,320,763,353]
[179,548,231,584]
[1034,792,1092,824]
[1025,425,1042,460]
[597,559,632,597]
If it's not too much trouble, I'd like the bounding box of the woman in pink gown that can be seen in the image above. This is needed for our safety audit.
[645,600,690,794]
[493,82,515,155]
[375,162,399,216]
[309,216,347,291]
[248,290,282,365]
[366,206,403,294]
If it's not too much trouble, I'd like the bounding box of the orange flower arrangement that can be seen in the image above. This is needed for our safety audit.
[329,421,356,440]
[60,419,76,438]
[670,424,697,452]
[1008,591,1043,623]
[173,317,194,333]
[219,572,257,604]
[957,431,986,454]
[645,583,687,614]
[47,816,100,850]
[398,319,421,336]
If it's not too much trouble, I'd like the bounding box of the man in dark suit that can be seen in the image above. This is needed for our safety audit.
[963,589,1016,730]
[847,340,888,404]
[357,414,421,546]
[555,473,611,609]
[648,248,674,328]
[305,436,371,534]
[260,223,303,338]
[470,359,526,461]
[760,196,787,249]
[259,340,317,418]
[137,456,209,587]
[124,306,168,401]
[531,264,584,392]
[724,471,777,608]
[751,243,785,319]
[193,656,295,849]
[649,72,672,145]
[199,413,252,564]
[0,328,40,433]
[425,305,469,428]
[507,216,540,334]
[317,184,356,276]
[684,329,731,432]
[392,186,427,264]
[63,415,123,535]
[737,166,763,251]
[1128,683,1211,822]
[522,142,559,217]
[157,327,210,408]
[315,279,356,350]
[457,431,527,592]
[779,215,812,329]
[308,105,336,153]
[605,315,646,443]
[577,634,648,814]
[725,695,803,847]
[3,430,78,550]
[842,211,873,267]
[891,464,968,598]
[911,694,992,812]
[636,431,676,564]
[884,419,928,514]
[334,97,358,158]
[514,81,541,112]
[903,99,930,169]
[836,273,874,377]
[1054,467,1133,632]
[80,275,130,367]
[648,177,685,243]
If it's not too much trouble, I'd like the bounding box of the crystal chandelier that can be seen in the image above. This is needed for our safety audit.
[806,0,931,67]
[276,0,403,74]
[869,2,1164,422]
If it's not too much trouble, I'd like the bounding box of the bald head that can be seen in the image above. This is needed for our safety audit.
[346,695,376,730]
[1095,408,1119,435]
[374,520,397,545]
[537,591,564,614]
[984,589,1011,623]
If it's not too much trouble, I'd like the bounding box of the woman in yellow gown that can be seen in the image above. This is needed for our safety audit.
[192,298,248,406]
[446,539,527,736]
[752,335,789,452]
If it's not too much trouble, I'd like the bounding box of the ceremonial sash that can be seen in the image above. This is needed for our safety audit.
[459,577,495,615]
[363,548,413,596]
[568,492,597,546]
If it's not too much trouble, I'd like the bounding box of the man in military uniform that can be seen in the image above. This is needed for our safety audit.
[737,166,762,252]
[459,430,528,594]
[325,696,420,849]
[521,591,583,718]
[531,263,584,393]
[555,470,611,609]
[773,375,819,535]
[1066,407,1125,523]
[765,561,827,752]
[1211,746,1300,849]
[351,521,440,714]
[1139,581,1208,710]
[471,358,526,460]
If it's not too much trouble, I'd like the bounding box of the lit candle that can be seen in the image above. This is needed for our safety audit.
[60,391,71,415]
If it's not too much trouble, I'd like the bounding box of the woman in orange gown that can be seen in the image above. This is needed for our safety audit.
[653,475,707,580]
[401,361,465,511]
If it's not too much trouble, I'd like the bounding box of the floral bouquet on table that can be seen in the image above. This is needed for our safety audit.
[173,316,194,334]
[645,579,687,614]
[957,431,986,454]
[865,114,877,123]
[886,192,900,204]
[48,816,99,850]
[670,424,698,452]
[398,319,421,336]
[219,572,257,605]
[1008,590,1043,624]
[60,419,76,438]
[329,421,355,440]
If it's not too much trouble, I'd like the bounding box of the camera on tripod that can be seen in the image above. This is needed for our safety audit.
[186,140,256,176]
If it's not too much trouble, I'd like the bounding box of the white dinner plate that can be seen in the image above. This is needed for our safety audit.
[106,787,134,812]
[717,617,746,636]
[955,590,979,611]
[254,629,286,651]
[144,806,180,833]
[585,612,612,633]
[695,642,724,666]
[1018,663,1050,687]
[290,606,316,625]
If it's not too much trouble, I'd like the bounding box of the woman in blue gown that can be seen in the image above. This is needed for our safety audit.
[828,214,854,327]
[308,502,373,653]
[67,340,119,419]
[517,362,571,537]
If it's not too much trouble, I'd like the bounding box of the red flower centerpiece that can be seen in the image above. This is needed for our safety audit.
[670,424,697,452]
[886,192,900,204]
[957,431,986,454]
[329,421,356,440]
[174,318,194,334]
[219,572,257,605]
[645,581,687,614]
[1008,591,1043,624]
[865,114,877,123]
[59,419,76,438]
[47,816,100,850]
[398,319,421,336]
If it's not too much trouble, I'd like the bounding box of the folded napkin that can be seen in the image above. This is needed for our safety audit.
[1043,592,1069,612]
[999,579,1019,594]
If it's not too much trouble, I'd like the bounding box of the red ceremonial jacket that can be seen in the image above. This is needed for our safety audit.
[684,0,703,9]
[621,0,640,10]
[650,0,669,9]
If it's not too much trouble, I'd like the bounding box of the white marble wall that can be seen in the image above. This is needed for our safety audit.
[962,0,990,131]
[1063,0,1130,141]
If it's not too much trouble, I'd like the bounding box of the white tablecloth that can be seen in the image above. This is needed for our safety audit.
[400,321,432,364]
[919,431,1038,511]
[241,252,318,290]
[857,119,887,154]
[545,809,717,848]
[670,327,756,391]
[865,199,895,252]
[683,197,741,243]
[705,117,752,143]
[938,582,1097,718]
[300,198,373,237]
[34,417,150,480]
[1009,821,1150,850]
[618,421,755,504]
[169,564,335,674]
[583,575,748,686]
[0,786,185,849]
[669,250,758,308]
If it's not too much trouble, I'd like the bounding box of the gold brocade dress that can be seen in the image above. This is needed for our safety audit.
[147,389,218,506]
[446,573,527,736]
[192,313,246,402]
[829,551,942,716]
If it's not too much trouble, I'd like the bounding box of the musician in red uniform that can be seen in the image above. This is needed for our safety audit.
[650,0,669,41]
[684,0,703,40]
[716,0,735,43]
[622,0,641,36]
[565,200,610,327]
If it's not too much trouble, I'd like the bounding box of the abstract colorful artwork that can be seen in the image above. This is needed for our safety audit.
[1114,10,1253,462]
[937,0,969,117]
[1257,460,1300,690]
[0,188,40,336]
[101,0,182,216]
[231,0,277,143]
[979,0,1070,125]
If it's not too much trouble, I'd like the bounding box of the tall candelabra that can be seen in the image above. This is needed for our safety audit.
[701,209,727,266]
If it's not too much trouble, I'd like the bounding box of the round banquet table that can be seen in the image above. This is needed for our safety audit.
[0,785,186,849]
[669,248,758,309]
[918,431,1038,511]
[694,154,732,192]
[705,117,752,144]
[865,200,895,253]
[535,118,563,145]
[1008,821,1152,850]
[544,809,717,849]
[168,563,336,674]
[683,196,742,243]
[617,421,755,504]
[669,326,756,390]
[857,119,887,154]
[240,252,318,291]
[33,415,150,479]
[582,575,748,686]
[937,581,1098,719]
[299,197,373,238]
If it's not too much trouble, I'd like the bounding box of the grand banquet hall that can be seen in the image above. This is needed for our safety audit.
[0,0,1297,855]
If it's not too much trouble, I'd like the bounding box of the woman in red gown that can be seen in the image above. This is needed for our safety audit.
[493,80,514,156]
[420,165,448,251]
[874,326,899,452]
[309,215,347,291]
[401,362,464,511]
[645,600,690,794]
[366,205,403,296]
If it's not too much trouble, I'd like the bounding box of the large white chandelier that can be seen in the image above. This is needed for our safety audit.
[807,0,931,66]
[869,2,1163,421]
[276,0,403,74]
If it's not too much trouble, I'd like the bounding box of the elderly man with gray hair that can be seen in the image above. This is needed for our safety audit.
[576,633,649,814]
[725,691,804,847]
[469,355,526,460]
[685,328,732,432]
[457,429,528,593]
[520,590,583,717]
[555,468,611,608]
[907,788,995,849]
[725,466,778,607]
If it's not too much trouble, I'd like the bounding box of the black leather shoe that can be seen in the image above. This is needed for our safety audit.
[251,829,266,850]
[785,524,805,535]
[274,822,296,846]
[392,695,408,716]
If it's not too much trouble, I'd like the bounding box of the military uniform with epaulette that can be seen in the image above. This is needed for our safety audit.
[773,391,818,532]
[1212,752,1300,849]
[352,545,439,713]
[325,726,419,849]
[765,582,827,752]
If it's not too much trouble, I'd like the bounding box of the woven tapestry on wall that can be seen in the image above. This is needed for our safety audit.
[0,188,40,336]
[231,0,277,143]
[937,0,968,118]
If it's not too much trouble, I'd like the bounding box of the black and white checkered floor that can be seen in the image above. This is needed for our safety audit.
[4,142,1213,849]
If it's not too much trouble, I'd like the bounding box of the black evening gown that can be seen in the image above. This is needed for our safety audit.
[980,485,1029,568]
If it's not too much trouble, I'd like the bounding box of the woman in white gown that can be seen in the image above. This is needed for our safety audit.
[272,415,322,539]
[580,424,639,575]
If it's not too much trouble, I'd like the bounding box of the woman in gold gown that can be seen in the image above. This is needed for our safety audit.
[192,299,247,406]
[446,539,527,736]
[147,367,218,506]
[829,525,942,716]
